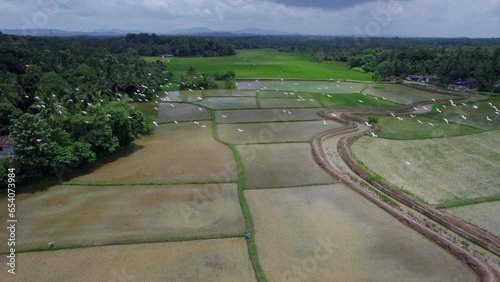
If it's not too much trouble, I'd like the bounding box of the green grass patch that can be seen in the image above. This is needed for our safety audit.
[145,49,372,81]
[369,115,485,140]
[370,174,382,181]
[315,93,404,109]
[437,194,500,209]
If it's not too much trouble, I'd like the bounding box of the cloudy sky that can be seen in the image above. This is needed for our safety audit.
[0,0,499,37]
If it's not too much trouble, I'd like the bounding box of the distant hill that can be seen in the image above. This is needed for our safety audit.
[167,27,294,36]
[0,29,142,37]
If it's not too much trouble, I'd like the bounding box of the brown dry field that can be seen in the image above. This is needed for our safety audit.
[351,132,500,204]
[0,184,245,250]
[71,123,237,183]
[237,143,335,188]
[245,184,476,282]
[0,238,256,282]
[446,201,500,237]
[157,103,211,123]
[215,108,322,123]
[218,120,343,144]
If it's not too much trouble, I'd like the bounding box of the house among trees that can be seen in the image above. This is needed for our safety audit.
[384,76,397,82]
[405,75,438,83]
[0,136,13,158]
[448,77,479,91]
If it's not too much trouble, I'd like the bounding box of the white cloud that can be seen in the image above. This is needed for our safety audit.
[0,0,498,37]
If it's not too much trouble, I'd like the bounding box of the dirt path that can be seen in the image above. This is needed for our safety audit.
[311,99,500,281]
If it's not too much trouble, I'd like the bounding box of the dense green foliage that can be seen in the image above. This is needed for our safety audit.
[0,33,164,186]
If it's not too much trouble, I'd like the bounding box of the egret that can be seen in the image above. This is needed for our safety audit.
[198,108,203,111]
[323,119,328,125]
[154,107,159,110]
[34,96,40,100]
[423,106,429,111]
[486,116,492,121]
[287,111,292,115]
[194,121,199,125]
[36,139,42,142]
[107,114,112,118]
[128,116,132,119]
[473,105,478,110]
[331,113,337,117]
[428,122,435,127]
[442,105,447,108]
[406,161,411,165]
[82,111,87,115]
[461,103,466,106]
[370,132,378,138]
[364,122,371,127]
[431,99,436,102]
[443,118,449,124]
[390,112,395,117]
[495,112,499,115]
[237,129,244,132]
[201,125,207,128]
[410,114,416,118]
[222,115,227,118]
[382,97,387,100]
[397,117,403,121]
[174,121,178,124]
[153,121,159,127]
[436,108,441,113]
[170,104,175,107]
[417,119,423,124]
[413,107,418,111]
[460,115,467,120]
[58,110,62,114]
[358,100,364,103]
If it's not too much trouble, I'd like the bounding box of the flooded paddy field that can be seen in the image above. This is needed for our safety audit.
[245,184,476,282]
[258,97,322,108]
[71,123,237,183]
[195,97,258,110]
[237,143,335,188]
[0,238,256,282]
[0,184,244,250]
[218,120,343,144]
[215,108,322,123]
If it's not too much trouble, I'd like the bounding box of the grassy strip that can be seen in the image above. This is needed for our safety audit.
[229,144,267,282]
[217,119,322,125]
[211,107,267,282]
[244,182,337,190]
[437,194,500,209]
[1,233,244,255]
[62,180,237,186]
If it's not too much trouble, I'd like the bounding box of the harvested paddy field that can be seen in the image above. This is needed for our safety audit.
[238,80,366,93]
[0,184,245,249]
[364,84,456,105]
[157,103,211,123]
[203,89,256,97]
[245,185,475,282]
[237,143,335,188]
[195,97,258,110]
[218,120,343,144]
[215,108,322,123]
[351,131,500,204]
[445,201,500,237]
[71,123,237,183]
[258,97,322,108]
[0,238,256,282]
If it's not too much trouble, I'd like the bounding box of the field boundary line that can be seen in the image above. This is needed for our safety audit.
[0,233,244,255]
[62,181,237,186]
[437,194,500,209]
[244,182,339,190]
